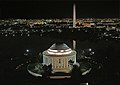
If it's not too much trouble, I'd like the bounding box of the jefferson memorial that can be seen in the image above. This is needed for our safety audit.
[43,43,76,73]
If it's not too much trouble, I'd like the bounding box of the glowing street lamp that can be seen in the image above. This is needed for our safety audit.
[26,49,30,52]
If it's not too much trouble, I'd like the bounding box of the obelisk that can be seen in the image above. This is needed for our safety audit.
[73,3,77,50]
[73,3,76,28]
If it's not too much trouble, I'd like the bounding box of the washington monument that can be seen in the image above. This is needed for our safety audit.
[73,3,76,28]
[73,2,77,50]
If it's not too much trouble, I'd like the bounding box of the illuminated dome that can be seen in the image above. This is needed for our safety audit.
[43,43,76,73]
[47,43,72,55]
[49,43,70,50]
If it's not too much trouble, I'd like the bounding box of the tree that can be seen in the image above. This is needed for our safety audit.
[42,64,52,77]
[69,60,74,65]
[71,64,82,80]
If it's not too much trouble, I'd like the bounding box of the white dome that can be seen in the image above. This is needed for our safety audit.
[49,43,70,50]
[47,43,72,55]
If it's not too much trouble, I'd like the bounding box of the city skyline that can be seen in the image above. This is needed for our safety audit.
[0,0,119,19]
[0,0,120,84]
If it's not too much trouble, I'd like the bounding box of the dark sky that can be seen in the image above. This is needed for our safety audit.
[0,0,119,19]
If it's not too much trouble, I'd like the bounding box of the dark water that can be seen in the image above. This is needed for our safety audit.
[0,34,120,85]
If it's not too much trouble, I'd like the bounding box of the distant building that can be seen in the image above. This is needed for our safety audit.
[43,43,76,73]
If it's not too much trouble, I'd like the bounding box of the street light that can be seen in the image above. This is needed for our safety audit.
[26,49,30,52]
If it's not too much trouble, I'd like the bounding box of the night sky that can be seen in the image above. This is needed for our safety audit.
[0,0,119,19]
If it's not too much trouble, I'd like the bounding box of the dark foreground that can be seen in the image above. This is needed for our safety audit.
[0,34,120,85]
